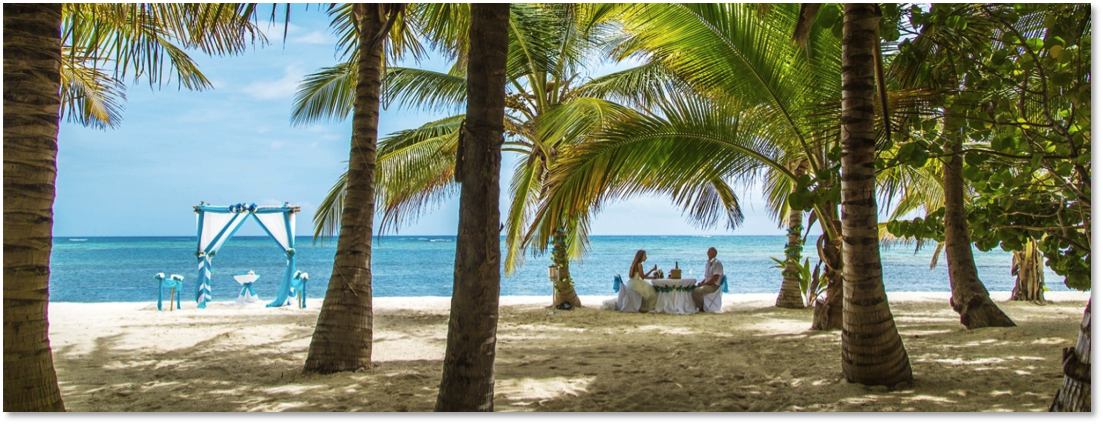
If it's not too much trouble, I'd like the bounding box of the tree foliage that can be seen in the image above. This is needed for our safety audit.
[886,4,1090,290]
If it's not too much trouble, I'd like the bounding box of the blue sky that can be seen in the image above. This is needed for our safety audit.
[54,5,799,238]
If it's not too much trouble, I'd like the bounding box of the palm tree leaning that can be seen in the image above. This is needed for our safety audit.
[4,3,261,411]
[434,2,510,412]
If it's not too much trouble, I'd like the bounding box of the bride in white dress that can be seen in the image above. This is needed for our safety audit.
[628,250,659,312]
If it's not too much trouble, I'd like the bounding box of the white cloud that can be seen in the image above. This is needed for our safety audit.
[261,198,287,207]
[291,30,334,45]
[243,65,303,100]
[270,141,285,150]
[259,21,334,46]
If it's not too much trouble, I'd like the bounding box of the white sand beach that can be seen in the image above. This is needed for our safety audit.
[47,291,1090,412]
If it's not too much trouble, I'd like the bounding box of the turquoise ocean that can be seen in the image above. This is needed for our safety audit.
[50,236,1068,303]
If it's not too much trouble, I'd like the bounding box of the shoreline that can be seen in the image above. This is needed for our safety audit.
[48,290,1090,311]
[47,290,1090,412]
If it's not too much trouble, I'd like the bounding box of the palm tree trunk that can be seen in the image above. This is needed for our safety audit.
[812,206,843,330]
[303,3,384,373]
[552,228,582,308]
[942,133,1015,328]
[1010,238,1046,303]
[777,160,809,309]
[1049,299,1090,412]
[434,3,510,412]
[838,3,912,387]
[3,3,66,412]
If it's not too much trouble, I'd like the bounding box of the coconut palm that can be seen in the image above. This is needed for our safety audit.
[299,4,625,309]
[4,4,67,412]
[836,3,912,386]
[302,3,415,374]
[434,3,511,411]
[4,3,261,411]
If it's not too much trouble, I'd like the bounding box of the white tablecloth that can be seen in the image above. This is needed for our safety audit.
[650,278,697,315]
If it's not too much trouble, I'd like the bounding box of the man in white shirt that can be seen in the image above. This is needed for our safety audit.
[693,247,725,312]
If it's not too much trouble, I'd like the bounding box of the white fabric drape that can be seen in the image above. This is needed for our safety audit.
[208,213,250,253]
[199,212,236,252]
[254,212,292,251]
[651,278,698,315]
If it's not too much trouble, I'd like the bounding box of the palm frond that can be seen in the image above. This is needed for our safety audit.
[59,52,127,130]
[503,153,548,274]
[408,3,471,65]
[615,4,814,139]
[527,95,784,250]
[382,67,468,113]
[63,3,263,89]
[535,97,642,150]
[291,60,357,126]
[326,3,426,65]
[575,61,691,110]
[375,116,466,234]
[312,171,347,242]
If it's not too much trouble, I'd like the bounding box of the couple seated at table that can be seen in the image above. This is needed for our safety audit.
[622,248,725,313]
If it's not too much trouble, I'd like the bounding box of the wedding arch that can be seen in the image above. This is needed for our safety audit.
[193,202,304,309]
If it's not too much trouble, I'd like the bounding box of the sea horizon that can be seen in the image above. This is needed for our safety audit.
[49,235,1074,304]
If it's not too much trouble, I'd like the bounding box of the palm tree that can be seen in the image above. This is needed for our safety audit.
[4,4,67,411]
[301,4,624,309]
[303,3,408,374]
[4,3,260,411]
[775,159,811,308]
[837,3,911,386]
[434,3,510,412]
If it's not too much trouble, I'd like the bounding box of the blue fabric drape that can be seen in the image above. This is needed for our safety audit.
[261,210,297,308]
[289,271,309,308]
[155,273,183,311]
[721,275,729,293]
[613,274,623,293]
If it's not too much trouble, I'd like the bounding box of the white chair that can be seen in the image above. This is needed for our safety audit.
[701,275,727,313]
[614,274,643,313]
[703,289,722,312]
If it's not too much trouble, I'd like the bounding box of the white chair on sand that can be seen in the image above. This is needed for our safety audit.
[703,289,722,312]
[613,274,643,313]
[701,275,727,313]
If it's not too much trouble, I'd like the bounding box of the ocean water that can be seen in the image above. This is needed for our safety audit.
[49,236,1070,303]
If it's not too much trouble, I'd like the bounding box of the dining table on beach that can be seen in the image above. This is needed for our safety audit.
[650,278,697,315]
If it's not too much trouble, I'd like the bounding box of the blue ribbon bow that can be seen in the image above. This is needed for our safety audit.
[613,274,623,293]
[721,275,729,293]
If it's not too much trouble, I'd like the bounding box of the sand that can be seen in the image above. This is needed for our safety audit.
[45,291,1090,412]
